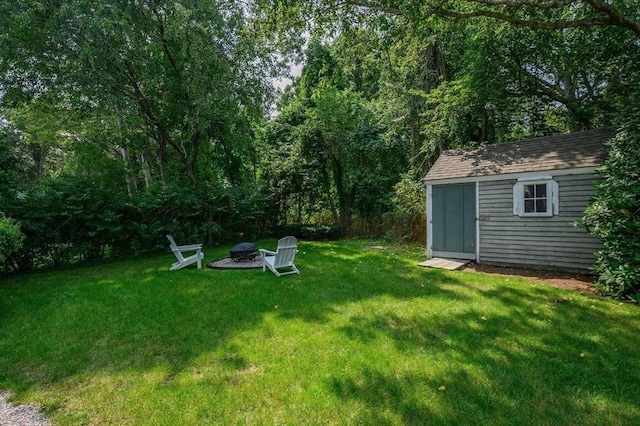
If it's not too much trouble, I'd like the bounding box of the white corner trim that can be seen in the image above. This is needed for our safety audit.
[426,184,433,258]
[475,181,480,262]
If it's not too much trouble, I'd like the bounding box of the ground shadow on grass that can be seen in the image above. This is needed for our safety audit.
[329,367,520,425]
[329,277,640,425]
[0,239,638,424]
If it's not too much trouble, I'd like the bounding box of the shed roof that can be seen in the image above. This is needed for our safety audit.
[424,129,615,183]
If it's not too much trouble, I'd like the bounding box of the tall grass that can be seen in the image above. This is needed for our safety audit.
[1,239,639,425]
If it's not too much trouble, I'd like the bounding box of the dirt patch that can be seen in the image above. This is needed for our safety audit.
[464,263,597,295]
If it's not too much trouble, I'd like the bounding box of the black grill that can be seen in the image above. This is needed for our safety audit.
[229,242,258,262]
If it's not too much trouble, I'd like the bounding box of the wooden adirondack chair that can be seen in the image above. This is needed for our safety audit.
[259,236,299,277]
[166,235,204,270]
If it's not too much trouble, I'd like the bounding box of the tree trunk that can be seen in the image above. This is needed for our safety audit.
[320,163,339,225]
[119,147,138,196]
[138,153,152,189]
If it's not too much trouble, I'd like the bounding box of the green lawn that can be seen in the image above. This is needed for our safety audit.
[1,239,639,425]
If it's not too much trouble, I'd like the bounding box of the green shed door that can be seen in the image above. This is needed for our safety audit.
[432,183,476,259]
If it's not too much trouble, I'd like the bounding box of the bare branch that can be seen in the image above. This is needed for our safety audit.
[340,0,640,37]
[468,0,575,8]
[448,0,640,37]
[582,0,640,36]
[434,8,613,31]
[152,7,182,80]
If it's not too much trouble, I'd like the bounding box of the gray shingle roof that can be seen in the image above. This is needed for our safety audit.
[424,129,615,182]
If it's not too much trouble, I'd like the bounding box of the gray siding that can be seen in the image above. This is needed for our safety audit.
[478,174,603,272]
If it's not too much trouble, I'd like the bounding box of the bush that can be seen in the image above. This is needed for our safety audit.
[2,175,276,273]
[581,125,640,302]
[0,212,25,272]
[273,224,342,240]
[5,175,127,270]
[389,173,426,242]
[123,184,272,252]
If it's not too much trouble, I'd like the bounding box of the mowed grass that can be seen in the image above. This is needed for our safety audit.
[1,239,639,425]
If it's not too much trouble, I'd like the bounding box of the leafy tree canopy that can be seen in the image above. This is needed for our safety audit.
[1,0,281,186]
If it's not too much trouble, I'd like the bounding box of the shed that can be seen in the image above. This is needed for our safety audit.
[423,128,615,272]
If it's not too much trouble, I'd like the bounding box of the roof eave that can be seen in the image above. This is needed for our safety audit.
[423,166,601,185]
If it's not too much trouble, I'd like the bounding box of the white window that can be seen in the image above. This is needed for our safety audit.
[513,176,558,217]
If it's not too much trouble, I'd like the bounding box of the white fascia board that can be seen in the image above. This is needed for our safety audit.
[423,166,599,186]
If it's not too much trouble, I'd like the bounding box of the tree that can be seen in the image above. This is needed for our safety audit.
[0,0,277,186]
[258,100,326,226]
[264,38,407,235]
[4,101,73,179]
[0,117,31,195]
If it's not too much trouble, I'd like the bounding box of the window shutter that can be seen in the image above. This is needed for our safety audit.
[551,180,559,215]
[513,182,523,215]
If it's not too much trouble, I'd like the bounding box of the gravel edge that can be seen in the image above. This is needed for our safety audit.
[0,391,52,426]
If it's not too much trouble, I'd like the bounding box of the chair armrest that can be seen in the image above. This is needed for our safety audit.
[175,244,203,251]
[259,249,276,256]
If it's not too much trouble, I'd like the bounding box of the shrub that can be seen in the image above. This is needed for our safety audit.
[273,224,342,240]
[0,212,25,272]
[124,184,272,251]
[5,175,126,270]
[3,175,275,273]
[581,124,640,302]
[389,173,426,242]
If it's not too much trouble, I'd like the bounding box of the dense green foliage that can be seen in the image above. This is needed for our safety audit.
[1,176,271,273]
[0,1,276,185]
[260,40,407,235]
[0,212,24,266]
[1,239,639,424]
[582,120,640,301]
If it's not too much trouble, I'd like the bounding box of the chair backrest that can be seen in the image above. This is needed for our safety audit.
[274,236,297,268]
[166,235,185,261]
